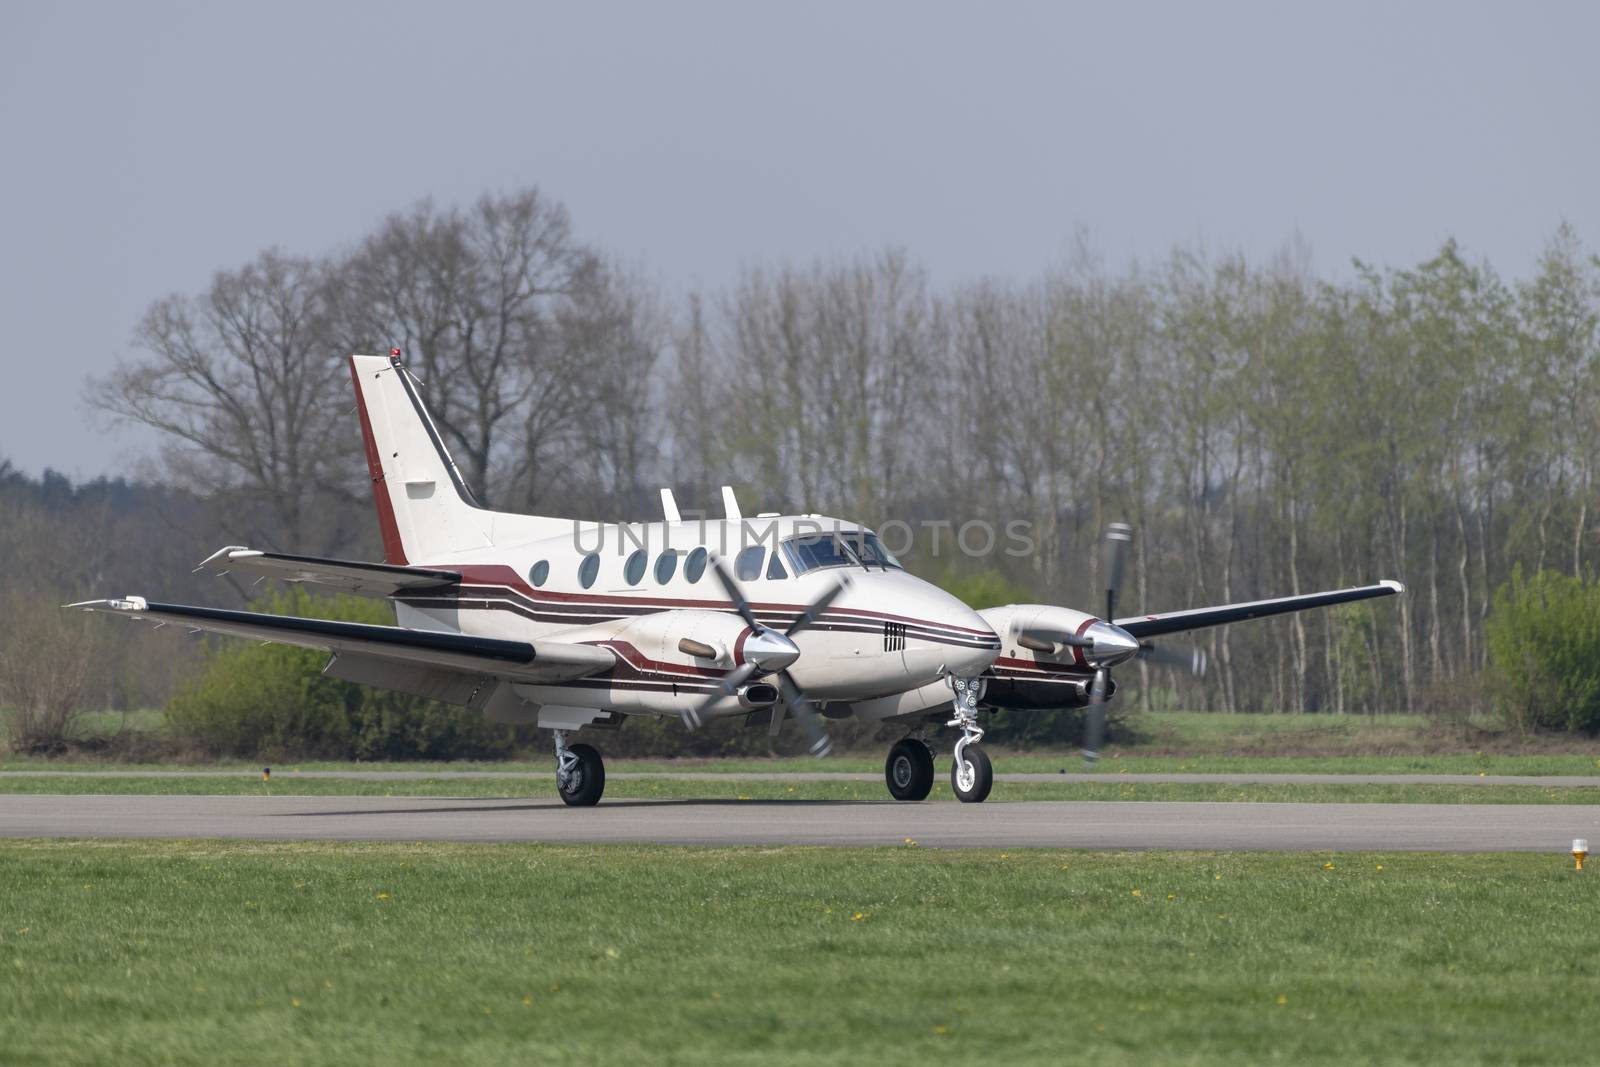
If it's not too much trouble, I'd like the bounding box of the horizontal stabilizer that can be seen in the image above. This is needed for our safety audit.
[1116,580,1403,639]
[67,598,614,683]
[196,546,460,598]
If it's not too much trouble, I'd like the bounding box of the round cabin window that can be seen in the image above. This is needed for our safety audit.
[624,549,647,585]
[654,551,678,584]
[529,560,549,587]
[578,554,600,589]
[684,547,708,583]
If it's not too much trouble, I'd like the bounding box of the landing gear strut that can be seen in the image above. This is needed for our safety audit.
[554,730,605,807]
[947,675,993,803]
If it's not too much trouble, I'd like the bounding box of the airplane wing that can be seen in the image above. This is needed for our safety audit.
[1115,580,1403,639]
[68,597,613,684]
[195,546,459,598]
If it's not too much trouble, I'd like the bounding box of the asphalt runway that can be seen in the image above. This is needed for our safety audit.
[1,793,1593,851]
[5,770,1600,786]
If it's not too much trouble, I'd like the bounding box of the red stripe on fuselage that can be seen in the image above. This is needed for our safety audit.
[435,564,997,638]
[349,357,407,565]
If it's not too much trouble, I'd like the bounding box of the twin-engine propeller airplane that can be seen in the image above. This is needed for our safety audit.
[73,351,1403,806]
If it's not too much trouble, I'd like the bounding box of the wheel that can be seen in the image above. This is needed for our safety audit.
[557,743,605,807]
[950,744,993,803]
[885,739,935,801]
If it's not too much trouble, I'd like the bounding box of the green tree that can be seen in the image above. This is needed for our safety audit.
[166,589,518,760]
[1485,566,1600,734]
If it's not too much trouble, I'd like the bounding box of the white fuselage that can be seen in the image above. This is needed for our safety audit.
[391,515,1001,722]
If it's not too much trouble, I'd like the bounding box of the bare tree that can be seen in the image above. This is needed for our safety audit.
[533,261,669,517]
[333,188,598,506]
[88,250,354,551]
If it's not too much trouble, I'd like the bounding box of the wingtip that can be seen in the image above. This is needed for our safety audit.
[1380,579,1405,595]
[64,596,148,613]
[195,544,252,572]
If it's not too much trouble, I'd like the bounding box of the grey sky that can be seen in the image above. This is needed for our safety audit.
[2,0,1595,479]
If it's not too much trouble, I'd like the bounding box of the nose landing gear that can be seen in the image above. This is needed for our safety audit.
[553,729,605,807]
[881,677,994,803]
[947,675,993,803]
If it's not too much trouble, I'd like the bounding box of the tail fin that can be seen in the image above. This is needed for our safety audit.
[349,352,566,563]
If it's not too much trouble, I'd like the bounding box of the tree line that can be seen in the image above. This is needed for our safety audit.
[76,187,1600,719]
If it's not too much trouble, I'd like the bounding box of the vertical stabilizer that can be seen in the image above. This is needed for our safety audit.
[349,352,568,563]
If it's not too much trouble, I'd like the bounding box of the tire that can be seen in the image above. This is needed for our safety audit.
[558,743,606,807]
[885,739,935,801]
[950,744,993,803]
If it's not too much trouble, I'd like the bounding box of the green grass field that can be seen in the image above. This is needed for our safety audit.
[2,840,1596,1065]
[4,774,1600,806]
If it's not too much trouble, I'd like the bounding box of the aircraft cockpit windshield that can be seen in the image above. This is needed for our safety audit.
[781,530,904,574]
[848,531,903,570]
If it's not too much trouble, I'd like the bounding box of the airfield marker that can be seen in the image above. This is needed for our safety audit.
[1573,839,1588,871]
[262,767,270,782]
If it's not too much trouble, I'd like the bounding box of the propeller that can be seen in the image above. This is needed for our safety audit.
[1078,522,1205,765]
[679,556,847,757]
[1140,642,1209,676]
[1081,523,1130,766]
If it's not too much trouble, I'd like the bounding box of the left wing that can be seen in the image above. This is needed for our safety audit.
[1116,580,1404,639]
[69,597,613,683]
[195,546,459,598]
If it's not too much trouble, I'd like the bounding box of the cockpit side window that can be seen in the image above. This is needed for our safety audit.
[782,534,860,575]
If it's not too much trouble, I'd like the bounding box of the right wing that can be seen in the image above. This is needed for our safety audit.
[69,597,613,684]
[1115,580,1404,639]
[195,546,459,598]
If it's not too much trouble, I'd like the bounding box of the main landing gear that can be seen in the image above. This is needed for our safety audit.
[883,676,993,804]
[554,729,605,807]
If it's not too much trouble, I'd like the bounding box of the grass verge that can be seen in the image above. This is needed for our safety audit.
[1,840,1595,1065]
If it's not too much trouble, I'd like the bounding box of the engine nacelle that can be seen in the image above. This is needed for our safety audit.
[978,603,1099,711]
[506,608,778,722]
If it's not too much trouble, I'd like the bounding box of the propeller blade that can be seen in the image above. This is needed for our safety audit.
[701,551,833,756]
[777,671,832,758]
[784,575,851,638]
[1104,522,1131,621]
[708,555,761,631]
[1081,667,1109,767]
[1141,642,1208,677]
[681,661,759,730]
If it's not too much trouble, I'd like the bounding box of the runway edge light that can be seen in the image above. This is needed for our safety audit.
[1572,838,1587,870]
